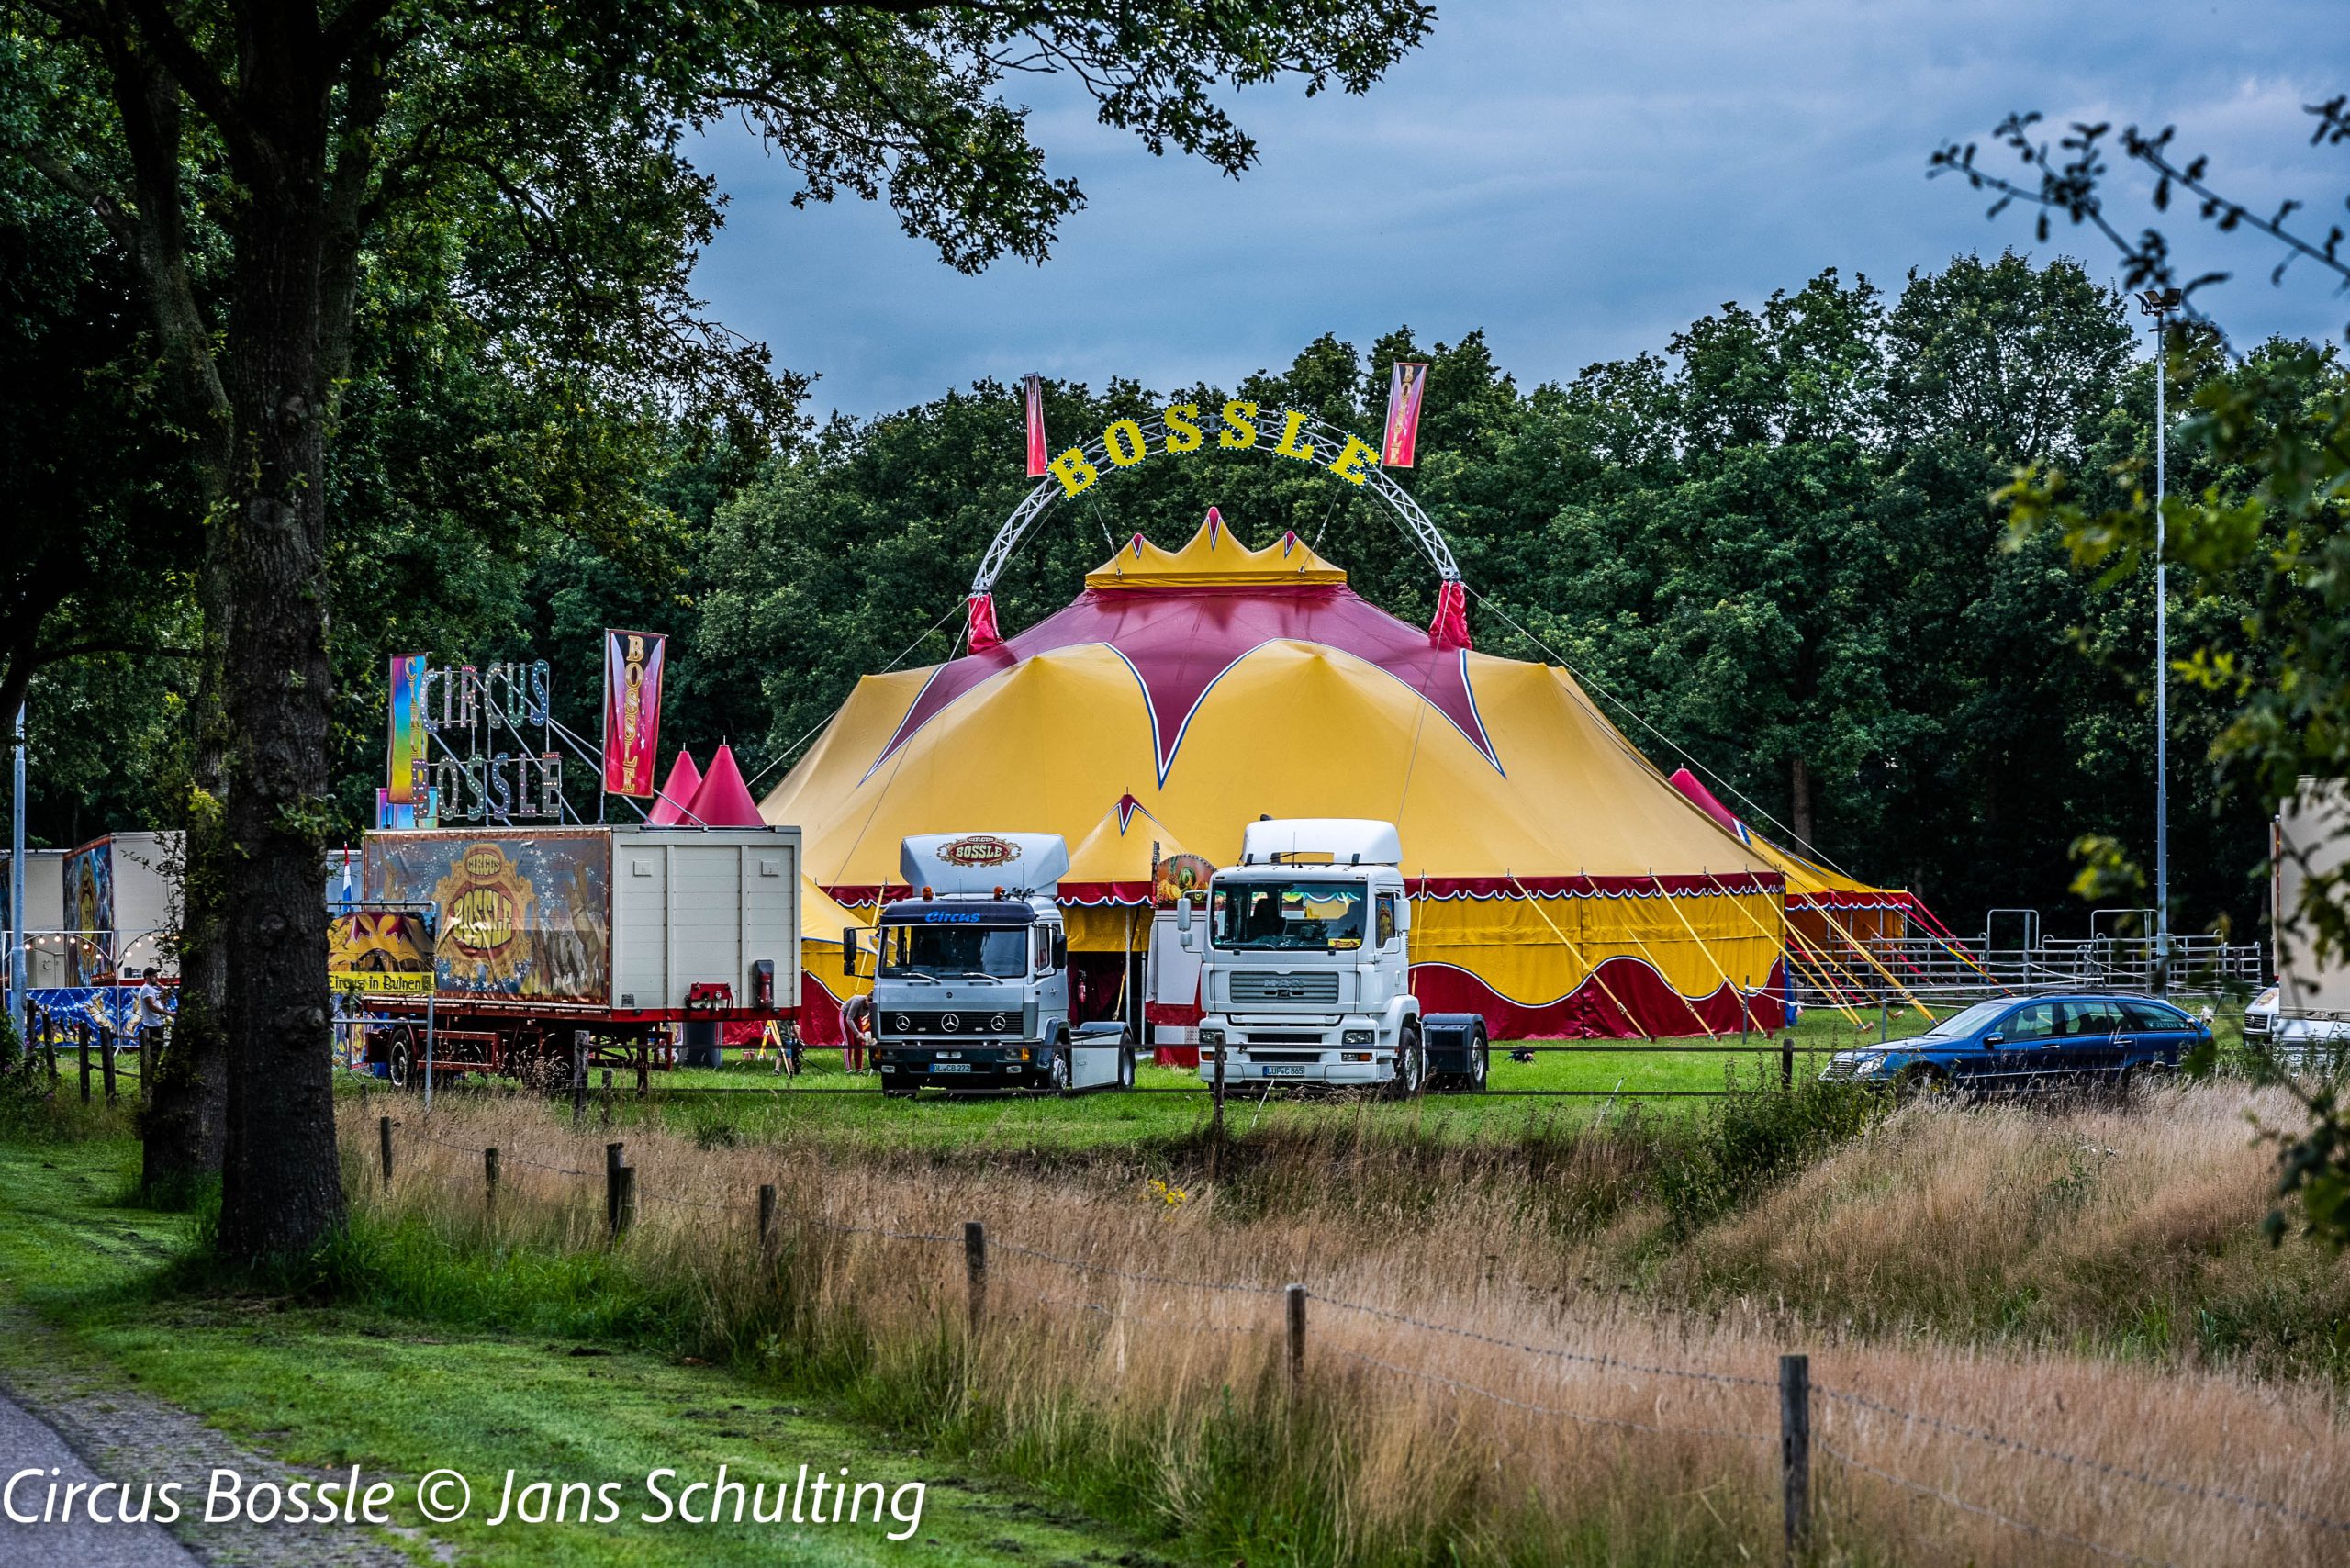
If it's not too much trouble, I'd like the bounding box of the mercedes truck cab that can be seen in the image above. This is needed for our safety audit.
[868,832,1135,1097]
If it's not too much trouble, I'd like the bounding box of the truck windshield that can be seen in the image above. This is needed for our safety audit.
[880,924,1028,978]
[1211,881,1367,950]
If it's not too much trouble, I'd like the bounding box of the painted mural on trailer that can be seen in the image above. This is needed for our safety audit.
[64,842,113,985]
[364,834,610,1003]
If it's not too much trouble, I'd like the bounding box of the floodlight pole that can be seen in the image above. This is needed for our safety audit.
[9,702,24,1042]
[2139,290,2179,994]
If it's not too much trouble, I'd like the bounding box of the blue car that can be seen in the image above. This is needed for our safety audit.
[1820,992,2212,1096]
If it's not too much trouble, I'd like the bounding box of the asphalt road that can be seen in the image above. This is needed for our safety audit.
[0,1388,198,1566]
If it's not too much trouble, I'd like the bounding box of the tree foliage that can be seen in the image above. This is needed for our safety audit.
[1938,95,2350,1242]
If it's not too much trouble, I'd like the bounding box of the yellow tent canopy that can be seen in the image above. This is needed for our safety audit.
[763,516,1789,1037]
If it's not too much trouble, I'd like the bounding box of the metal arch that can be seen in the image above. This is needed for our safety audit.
[968,409,1460,595]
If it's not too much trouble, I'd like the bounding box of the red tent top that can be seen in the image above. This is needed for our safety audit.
[646,749,702,826]
[684,743,765,828]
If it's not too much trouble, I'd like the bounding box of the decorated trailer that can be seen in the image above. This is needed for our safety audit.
[356,824,801,1085]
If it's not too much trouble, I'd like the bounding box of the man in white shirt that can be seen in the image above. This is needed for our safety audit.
[133,967,172,1058]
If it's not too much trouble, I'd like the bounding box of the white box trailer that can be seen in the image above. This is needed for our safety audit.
[2276,778,2350,1031]
[357,824,801,1083]
[4,848,70,990]
[62,832,178,983]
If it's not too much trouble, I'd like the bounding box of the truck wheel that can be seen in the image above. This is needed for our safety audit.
[386,1027,414,1091]
[1048,1047,1073,1096]
[1118,1043,1136,1090]
[1387,1023,1425,1100]
[1465,1025,1489,1092]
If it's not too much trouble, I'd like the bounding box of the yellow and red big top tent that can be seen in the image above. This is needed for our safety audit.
[762,515,1791,1038]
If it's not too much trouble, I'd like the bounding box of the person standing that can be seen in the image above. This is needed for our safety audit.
[133,967,171,1061]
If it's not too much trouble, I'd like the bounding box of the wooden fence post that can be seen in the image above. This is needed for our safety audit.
[757,1183,777,1250]
[1780,1352,1811,1565]
[605,1142,625,1235]
[1286,1283,1307,1390]
[1781,1034,1795,1092]
[100,1026,118,1105]
[572,1031,588,1123]
[77,1022,90,1103]
[963,1221,988,1331]
[44,1014,58,1086]
[600,1068,613,1125]
[378,1114,394,1190]
[612,1166,636,1238]
[484,1147,499,1217]
[1210,1036,1226,1179]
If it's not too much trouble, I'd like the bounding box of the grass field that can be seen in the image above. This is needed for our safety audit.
[361,1004,2241,1158]
[0,1127,1164,1566]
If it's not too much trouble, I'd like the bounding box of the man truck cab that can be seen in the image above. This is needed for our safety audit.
[867,833,1135,1097]
[1180,818,1487,1094]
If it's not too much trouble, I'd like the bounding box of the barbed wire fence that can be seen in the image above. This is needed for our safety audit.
[367,1111,2350,1566]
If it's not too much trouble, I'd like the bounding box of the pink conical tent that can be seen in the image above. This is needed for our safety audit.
[684,743,766,829]
[647,749,703,826]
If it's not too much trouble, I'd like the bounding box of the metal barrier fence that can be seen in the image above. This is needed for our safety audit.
[1791,931,2265,1009]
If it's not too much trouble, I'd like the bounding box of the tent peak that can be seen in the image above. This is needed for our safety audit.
[1084,511,1348,590]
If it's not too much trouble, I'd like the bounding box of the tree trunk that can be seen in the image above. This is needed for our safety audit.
[213,133,346,1265]
[1789,753,1814,848]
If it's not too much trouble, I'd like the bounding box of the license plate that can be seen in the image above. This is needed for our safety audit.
[927,1062,973,1073]
[1265,1064,1310,1078]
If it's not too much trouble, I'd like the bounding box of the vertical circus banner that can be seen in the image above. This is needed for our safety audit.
[1381,361,1428,467]
[1024,373,1048,478]
[386,653,428,803]
[601,631,666,797]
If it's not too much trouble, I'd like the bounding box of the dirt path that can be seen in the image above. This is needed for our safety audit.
[0,1305,427,1567]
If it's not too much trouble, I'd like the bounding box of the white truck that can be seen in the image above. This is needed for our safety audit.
[2251,778,2350,1059]
[863,833,1136,1097]
[1180,818,1488,1094]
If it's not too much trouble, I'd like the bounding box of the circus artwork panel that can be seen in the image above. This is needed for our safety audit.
[364,831,611,1003]
[64,842,113,985]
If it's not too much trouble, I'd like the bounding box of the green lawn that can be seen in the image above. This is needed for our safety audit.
[361,1008,1917,1155]
[0,1133,1163,1567]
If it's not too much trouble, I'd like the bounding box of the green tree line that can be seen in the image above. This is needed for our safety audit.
[23,245,2332,945]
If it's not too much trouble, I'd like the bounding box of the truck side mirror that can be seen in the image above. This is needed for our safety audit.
[842,928,859,976]
[1394,901,1411,935]
[1176,899,1192,932]
[1178,926,1197,952]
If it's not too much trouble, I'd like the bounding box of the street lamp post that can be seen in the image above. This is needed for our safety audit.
[8,702,22,1043]
[2140,287,2182,994]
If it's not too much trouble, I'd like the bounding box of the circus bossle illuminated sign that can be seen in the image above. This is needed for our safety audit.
[1047,402,1383,499]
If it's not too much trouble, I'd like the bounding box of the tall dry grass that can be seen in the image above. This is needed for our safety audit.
[344,1083,2350,1566]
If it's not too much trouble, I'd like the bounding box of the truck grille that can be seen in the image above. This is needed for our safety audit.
[1228,971,1339,1004]
[883,1008,1017,1037]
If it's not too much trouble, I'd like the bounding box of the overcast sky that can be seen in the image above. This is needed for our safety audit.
[687,2,2348,422]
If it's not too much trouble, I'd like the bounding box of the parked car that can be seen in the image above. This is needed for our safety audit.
[1820,992,2211,1096]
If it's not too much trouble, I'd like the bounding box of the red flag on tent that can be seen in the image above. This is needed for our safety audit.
[1381,361,1427,467]
[1024,373,1048,478]
[684,743,765,828]
[1427,579,1473,651]
[647,749,702,826]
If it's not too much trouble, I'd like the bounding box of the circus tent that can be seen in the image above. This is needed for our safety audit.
[760,514,1790,1038]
